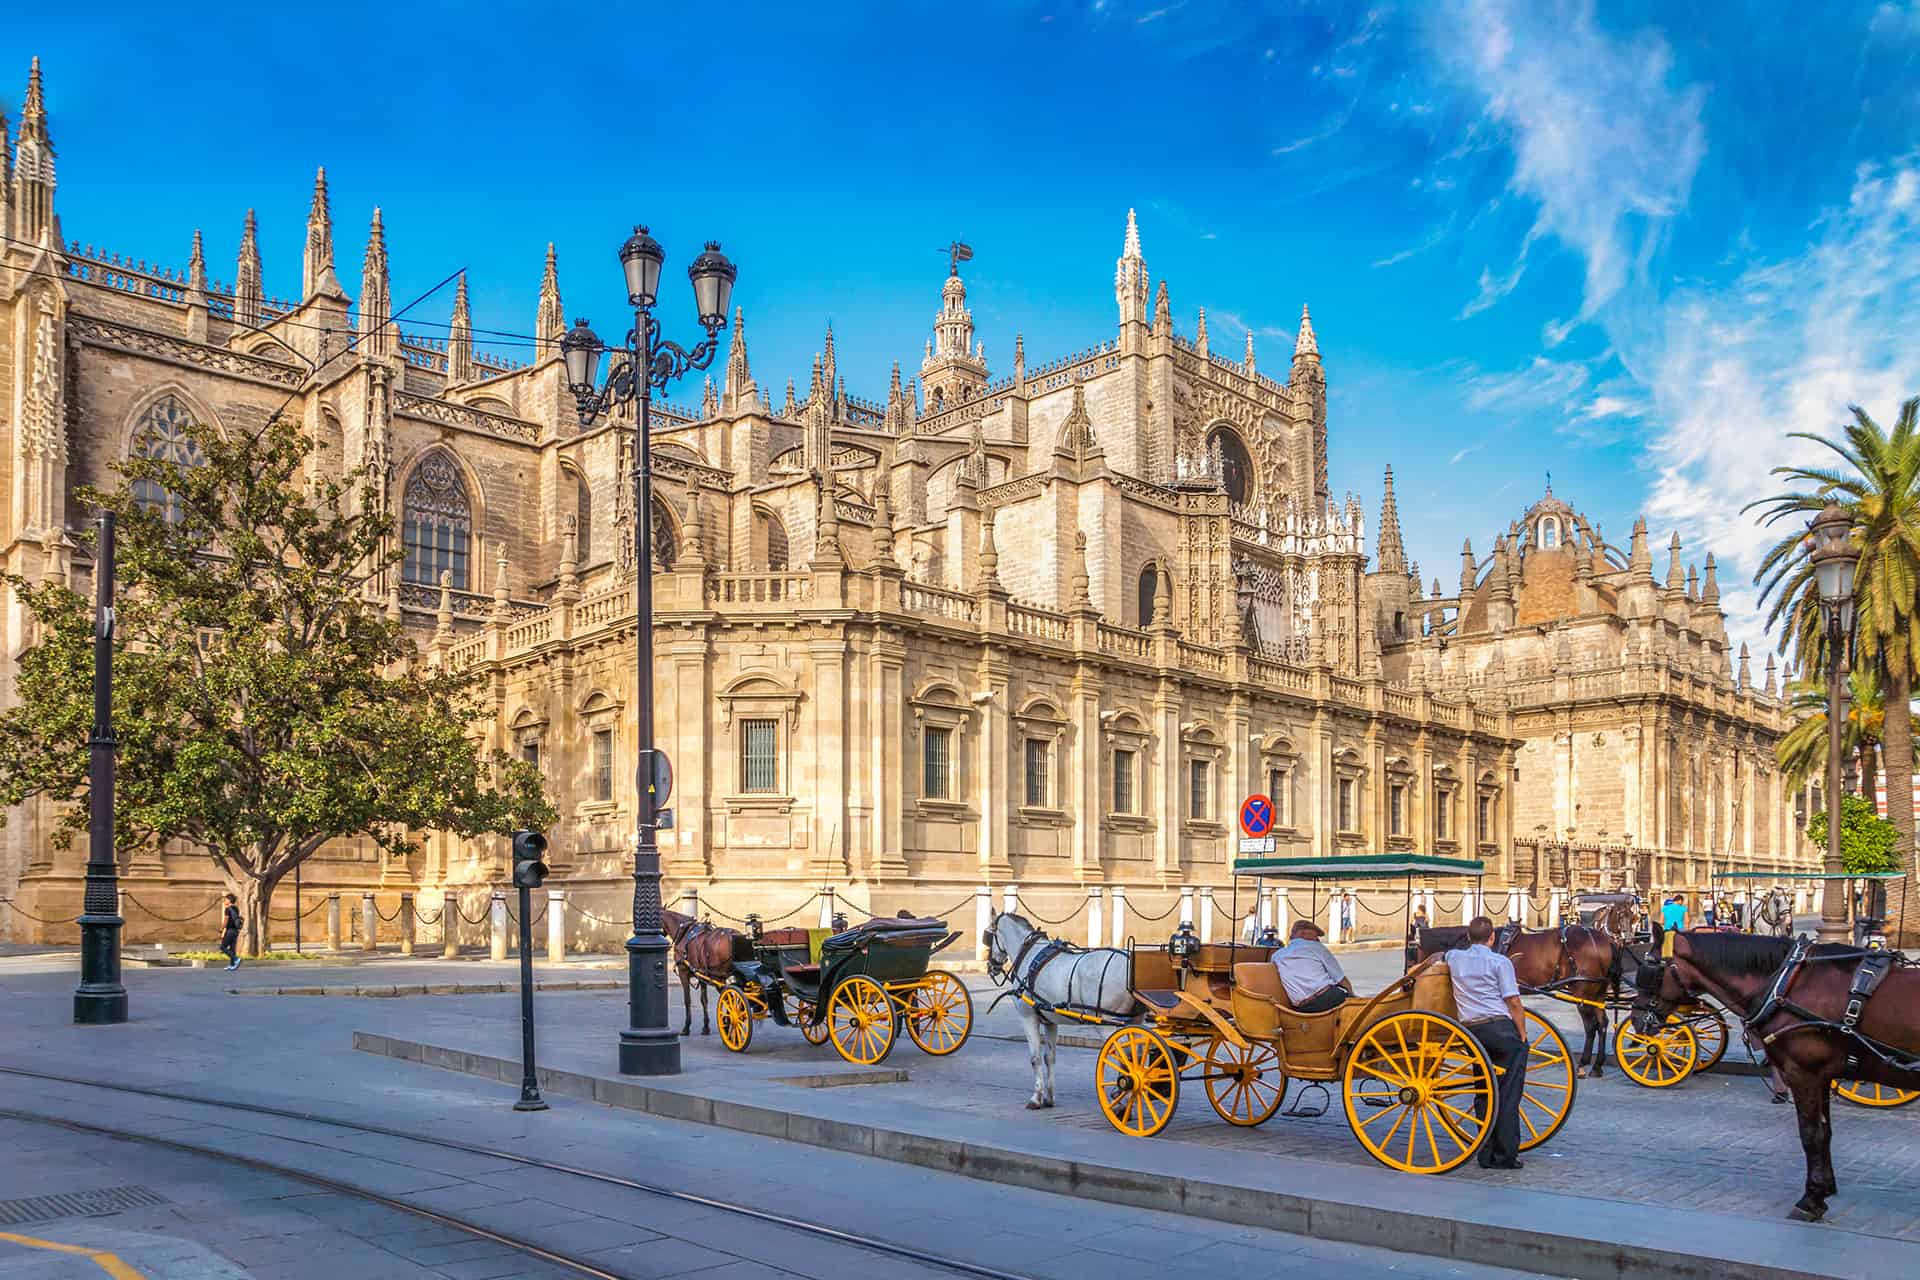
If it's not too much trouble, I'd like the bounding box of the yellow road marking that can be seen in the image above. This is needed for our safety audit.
[0,1229,145,1279]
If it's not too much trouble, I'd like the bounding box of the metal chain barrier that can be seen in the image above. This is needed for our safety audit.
[267,898,329,922]
[571,904,627,927]
[413,906,444,926]
[1129,897,1182,922]
[1432,894,1464,912]
[1017,899,1083,927]
[700,894,820,926]
[1356,896,1405,917]
[504,901,548,928]
[375,902,403,923]
[455,900,491,926]
[121,893,221,923]
[933,893,978,920]
[0,898,77,925]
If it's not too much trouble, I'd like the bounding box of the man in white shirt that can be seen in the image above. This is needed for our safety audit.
[1448,915,1529,1170]
[1242,906,1260,943]
[1270,920,1352,1012]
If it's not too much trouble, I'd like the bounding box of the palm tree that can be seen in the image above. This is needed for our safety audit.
[1750,398,1920,943]
[1776,666,1883,801]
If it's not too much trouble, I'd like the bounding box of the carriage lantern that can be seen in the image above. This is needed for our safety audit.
[744,912,762,941]
[832,913,848,932]
[1169,920,1201,962]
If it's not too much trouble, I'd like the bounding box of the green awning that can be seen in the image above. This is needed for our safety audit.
[1711,870,1905,882]
[1232,854,1486,881]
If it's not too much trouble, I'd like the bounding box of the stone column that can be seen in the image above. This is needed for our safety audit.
[1179,885,1195,929]
[443,893,460,959]
[1461,887,1478,925]
[361,893,378,952]
[326,893,342,952]
[399,892,414,956]
[1258,887,1273,932]
[679,887,699,919]
[1550,888,1566,928]
[1087,887,1104,947]
[1272,886,1290,934]
[547,890,566,962]
[1326,891,1346,944]
[1506,886,1523,925]
[1110,885,1128,947]
[974,885,992,961]
[818,886,837,928]
[1198,887,1214,943]
[1421,888,1437,925]
[1003,884,1020,917]
[489,891,507,962]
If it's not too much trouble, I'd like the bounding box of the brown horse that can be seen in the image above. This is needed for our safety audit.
[1418,924,1622,1075]
[663,909,742,1036]
[1635,927,1920,1222]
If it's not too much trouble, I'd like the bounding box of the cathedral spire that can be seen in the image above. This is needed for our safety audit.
[535,242,565,351]
[1195,307,1209,359]
[1376,465,1406,575]
[1053,382,1104,465]
[1629,516,1652,578]
[1459,537,1477,597]
[1666,531,1684,590]
[1294,304,1319,361]
[235,208,264,328]
[358,207,395,360]
[723,305,754,412]
[302,166,341,299]
[821,321,837,399]
[186,229,207,301]
[1115,207,1148,331]
[13,57,57,245]
[1245,328,1257,379]
[1701,552,1721,605]
[446,271,474,383]
[1152,280,1170,333]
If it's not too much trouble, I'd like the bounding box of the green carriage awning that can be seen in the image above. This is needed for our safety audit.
[1231,853,1486,881]
[1710,871,1906,882]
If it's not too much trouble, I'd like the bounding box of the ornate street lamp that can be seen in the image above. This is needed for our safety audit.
[1807,500,1859,942]
[566,227,735,1077]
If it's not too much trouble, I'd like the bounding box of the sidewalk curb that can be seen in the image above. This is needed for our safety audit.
[352,1030,1899,1280]
[232,980,626,998]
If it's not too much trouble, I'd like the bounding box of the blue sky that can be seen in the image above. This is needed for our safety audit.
[9,1,1920,655]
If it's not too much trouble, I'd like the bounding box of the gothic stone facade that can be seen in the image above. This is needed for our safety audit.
[0,61,1815,944]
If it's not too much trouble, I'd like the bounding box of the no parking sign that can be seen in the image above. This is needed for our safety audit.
[1238,793,1276,855]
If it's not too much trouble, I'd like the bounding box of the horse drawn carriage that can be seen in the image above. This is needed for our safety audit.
[990,855,1578,1174]
[695,913,973,1065]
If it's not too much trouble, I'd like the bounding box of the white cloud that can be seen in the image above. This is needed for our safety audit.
[1461,354,1590,412]
[1431,0,1706,331]
[1459,254,1529,317]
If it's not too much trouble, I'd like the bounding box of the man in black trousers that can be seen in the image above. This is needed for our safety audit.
[219,893,243,971]
[1448,915,1528,1169]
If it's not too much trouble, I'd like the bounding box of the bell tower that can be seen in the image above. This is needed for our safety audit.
[918,246,987,412]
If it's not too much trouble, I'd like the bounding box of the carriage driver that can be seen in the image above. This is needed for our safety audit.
[1270,919,1353,1013]
[1452,915,1529,1170]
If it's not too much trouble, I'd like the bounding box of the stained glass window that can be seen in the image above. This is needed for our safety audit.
[130,395,208,524]
[402,451,473,589]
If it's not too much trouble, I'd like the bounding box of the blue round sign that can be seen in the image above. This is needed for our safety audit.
[1239,794,1275,838]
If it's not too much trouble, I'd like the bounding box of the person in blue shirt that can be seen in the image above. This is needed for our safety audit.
[1660,895,1687,933]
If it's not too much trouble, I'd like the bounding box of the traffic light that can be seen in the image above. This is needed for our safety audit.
[511,830,549,889]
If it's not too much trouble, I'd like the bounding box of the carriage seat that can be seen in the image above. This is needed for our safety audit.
[759,928,811,948]
[782,962,821,983]
[1135,988,1185,1013]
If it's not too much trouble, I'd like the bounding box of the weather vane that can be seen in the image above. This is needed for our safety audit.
[942,240,973,276]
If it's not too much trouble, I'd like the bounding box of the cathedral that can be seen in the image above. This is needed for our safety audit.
[0,60,1821,946]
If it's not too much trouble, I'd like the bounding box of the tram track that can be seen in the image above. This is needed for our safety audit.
[0,1064,1033,1280]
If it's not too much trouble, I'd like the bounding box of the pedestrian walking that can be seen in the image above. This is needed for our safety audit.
[1448,916,1528,1169]
[1242,905,1260,943]
[1339,892,1355,939]
[219,893,242,971]
[1702,895,1717,929]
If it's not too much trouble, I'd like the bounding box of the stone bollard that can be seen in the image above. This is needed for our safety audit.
[1258,887,1274,933]
[1549,888,1565,928]
[489,891,508,962]
[1507,886,1524,927]
[1198,887,1214,943]
[678,887,699,920]
[547,890,567,962]
[1002,884,1019,918]
[1326,891,1346,944]
[1087,887,1104,947]
[442,893,460,960]
[1461,888,1478,925]
[1179,885,1195,930]
[1273,886,1290,935]
[400,892,415,956]
[818,886,837,929]
[1422,888,1438,926]
[974,885,992,961]
[1110,885,1128,947]
[361,893,378,952]
[326,892,342,951]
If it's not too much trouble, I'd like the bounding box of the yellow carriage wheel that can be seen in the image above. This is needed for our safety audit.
[1516,1010,1576,1153]
[827,975,896,1065]
[1688,1006,1729,1073]
[1342,1011,1494,1174]
[716,986,753,1054]
[905,972,973,1056]
[1203,1036,1286,1127]
[1834,1079,1920,1108]
[1096,1027,1181,1137]
[787,993,830,1046]
[1613,1018,1697,1088]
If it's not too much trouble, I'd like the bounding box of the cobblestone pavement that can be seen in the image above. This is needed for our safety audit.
[0,954,1558,1280]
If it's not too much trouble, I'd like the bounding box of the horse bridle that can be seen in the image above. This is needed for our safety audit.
[984,920,1049,988]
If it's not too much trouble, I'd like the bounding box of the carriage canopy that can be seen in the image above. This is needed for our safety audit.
[1232,853,1486,881]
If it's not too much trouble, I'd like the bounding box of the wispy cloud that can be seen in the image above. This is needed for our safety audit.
[1459,253,1529,317]
[1450,441,1487,464]
[1371,218,1454,268]
[1461,354,1590,413]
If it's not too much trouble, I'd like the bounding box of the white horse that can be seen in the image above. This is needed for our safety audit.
[983,911,1135,1110]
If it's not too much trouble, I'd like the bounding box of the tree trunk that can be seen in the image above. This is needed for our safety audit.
[232,875,271,958]
[1883,663,1914,946]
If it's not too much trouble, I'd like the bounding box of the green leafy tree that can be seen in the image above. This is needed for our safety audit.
[0,414,554,954]
[1751,398,1920,942]
[1804,794,1901,875]
[1776,666,1883,798]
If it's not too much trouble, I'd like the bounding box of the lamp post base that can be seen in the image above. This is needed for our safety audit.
[73,991,128,1025]
[617,931,681,1076]
[73,914,127,1026]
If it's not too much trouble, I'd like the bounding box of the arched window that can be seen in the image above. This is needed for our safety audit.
[1538,517,1560,549]
[1137,564,1162,627]
[757,508,789,571]
[1208,426,1253,506]
[651,499,677,571]
[130,395,208,524]
[574,473,593,563]
[932,387,945,411]
[402,450,473,589]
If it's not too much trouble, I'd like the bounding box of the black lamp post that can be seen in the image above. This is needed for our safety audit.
[74,511,127,1025]
[562,226,735,1077]
[1807,499,1858,943]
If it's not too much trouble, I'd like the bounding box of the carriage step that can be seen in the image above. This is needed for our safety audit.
[1281,1082,1330,1118]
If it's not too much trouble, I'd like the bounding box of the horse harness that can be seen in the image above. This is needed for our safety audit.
[988,928,1123,1023]
[1733,937,1917,1076]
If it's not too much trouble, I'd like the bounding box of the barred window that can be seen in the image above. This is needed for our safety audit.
[740,719,779,793]
[1024,738,1050,808]
[1338,778,1356,833]
[130,395,208,524]
[1390,783,1406,837]
[1435,787,1453,841]
[1113,749,1136,814]
[1478,793,1493,843]
[1189,759,1211,821]
[1267,768,1291,827]
[592,729,613,803]
[402,450,473,589]
[521,739,540,770]
[923,727,952,800]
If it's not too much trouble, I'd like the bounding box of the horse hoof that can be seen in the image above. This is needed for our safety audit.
[1044,1099,1056,1109]
[1025,1100,1044,1110]
[1789,1202,1826,1223]
[1576,1067,1590,1079]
